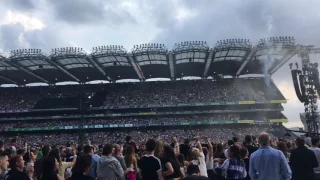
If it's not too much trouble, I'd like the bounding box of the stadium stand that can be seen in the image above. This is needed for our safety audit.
[0,38,303,180]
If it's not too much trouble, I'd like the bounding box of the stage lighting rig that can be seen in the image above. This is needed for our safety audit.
[51,47,85,57]
[290,46,320,135]
[10,48,43,58]
[173,41,209,52]
[132,43,168,54]
[215,39,251,50]
[91,45,127,56]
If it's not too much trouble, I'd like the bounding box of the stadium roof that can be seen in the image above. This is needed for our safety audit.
[0,36,302,85]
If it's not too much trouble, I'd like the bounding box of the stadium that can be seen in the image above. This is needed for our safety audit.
[0,37,300,145]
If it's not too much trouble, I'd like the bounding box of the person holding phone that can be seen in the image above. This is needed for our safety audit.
[23,147,37,175]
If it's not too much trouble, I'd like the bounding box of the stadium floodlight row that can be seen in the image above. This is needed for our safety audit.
[0,36,300,85]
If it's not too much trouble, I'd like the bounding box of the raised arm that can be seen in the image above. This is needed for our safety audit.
[195,136,202,152]
[205,137,213,159]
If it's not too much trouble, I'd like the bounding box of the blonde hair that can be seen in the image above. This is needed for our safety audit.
[154,140,164,158]
[191,148,202,164]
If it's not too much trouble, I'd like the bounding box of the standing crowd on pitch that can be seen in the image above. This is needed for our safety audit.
[0,132,319,180]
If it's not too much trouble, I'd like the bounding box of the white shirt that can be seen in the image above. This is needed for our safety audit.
[198,152,208,177]
[224,149,230,159]
[310,147,320,172]
[206,152,213,170]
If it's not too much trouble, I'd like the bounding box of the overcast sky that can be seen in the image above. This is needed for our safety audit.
[1,0,320,128]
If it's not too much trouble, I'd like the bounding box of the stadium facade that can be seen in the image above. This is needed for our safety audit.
[0,37,300,143]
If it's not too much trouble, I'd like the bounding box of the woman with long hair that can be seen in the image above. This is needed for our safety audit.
[49,148,77,178]
[161,145,183,180]
[154,140,164,159]
[177,154,187,178]
[277,142,290,159]
[214,145,247,180]
[214,143,225,159]
[239,147,250,180]
[70,154,94,180]
[40,156,63,180]
[124,145,139,180]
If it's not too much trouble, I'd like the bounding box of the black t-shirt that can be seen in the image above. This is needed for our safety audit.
[180,144,191,158]
[70,173,94,180]
[183,175,210,180]
[138,155,162,180]
[246,145,258,157]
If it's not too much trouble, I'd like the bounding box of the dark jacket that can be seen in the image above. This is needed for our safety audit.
[4,169,30,180]
[34,156,45,180]
[289,146,319,180]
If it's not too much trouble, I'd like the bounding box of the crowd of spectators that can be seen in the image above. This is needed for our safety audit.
[104,81,266,107]
[0,79,282,110]
[0,85,102,110]
[0,125,273,146]
[1,114,244,129]
[1,129,318,180]
[102,126,271,145]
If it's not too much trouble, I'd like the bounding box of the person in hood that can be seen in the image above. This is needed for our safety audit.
[97,144,124,180]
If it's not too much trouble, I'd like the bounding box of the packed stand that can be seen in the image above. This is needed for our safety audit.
[0,125,270,147]
[0,114,242,129]
[0,85,103,110]
[104,81,266,107]
[0,79,281,110]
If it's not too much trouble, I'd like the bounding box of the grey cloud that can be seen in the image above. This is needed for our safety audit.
[138,0,178,28]
[0,0,35,12]
[49,0,137,26]
[0,23,24,52]
[151,0,320,47]
[0,23,70,54]
[22,28,72,53]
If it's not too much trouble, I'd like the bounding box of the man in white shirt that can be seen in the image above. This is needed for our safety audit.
[310,137,320,180]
